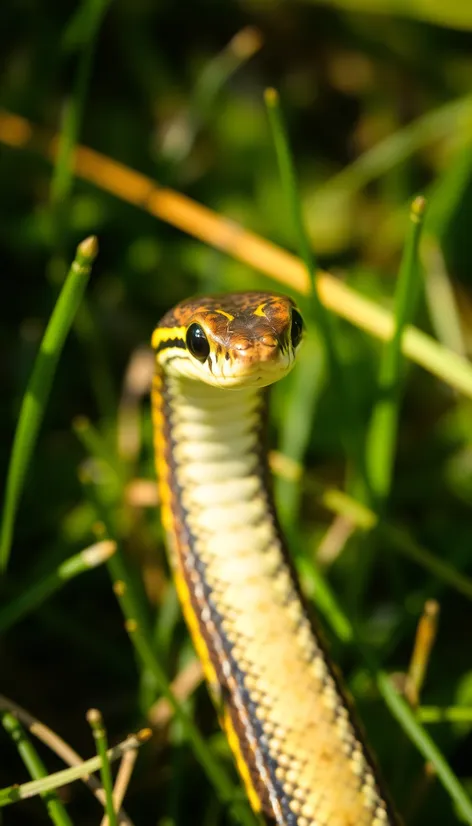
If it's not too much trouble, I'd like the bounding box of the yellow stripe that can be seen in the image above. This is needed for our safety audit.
[253,303,267,318]
[152,373,220,695]
[173,567,221,696]
[174,549,263,813]
[214,309,234,321]
[222,707,262,814]
[151,325,186,350]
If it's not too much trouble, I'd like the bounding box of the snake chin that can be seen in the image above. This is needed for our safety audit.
[166,357,295,389]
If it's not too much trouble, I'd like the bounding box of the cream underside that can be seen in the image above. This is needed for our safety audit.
[166,375,391,826]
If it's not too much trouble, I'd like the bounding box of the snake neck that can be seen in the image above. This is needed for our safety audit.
[155,371,274,555]
[153,370,287,814]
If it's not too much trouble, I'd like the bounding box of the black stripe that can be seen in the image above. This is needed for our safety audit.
[154,336,186,355]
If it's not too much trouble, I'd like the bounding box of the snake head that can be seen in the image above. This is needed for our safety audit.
[153,291,304,389]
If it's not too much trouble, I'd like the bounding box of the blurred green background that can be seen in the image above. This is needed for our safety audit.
[2,1,472,824]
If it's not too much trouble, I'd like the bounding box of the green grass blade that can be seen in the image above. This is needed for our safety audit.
[264,87,368,493]
[297,554,354,643]
[194,28,262,116]
[72,303,118,425]
[1,712,73,826]
[0,540,115,634]
[375,671,472,821]
[422,238,466,356]
[420,141,472,354]
[275,330,324,529]
[163,28,262,164]
[401,321,472,399]
[86,710,117,826]
[293,467,472,600]
[418,706,472,724]
[318,94,472,198]
[0,729,150,807]
[73,416,125,480]
[426,141,472,241]
[49,0,116,423]
[367,196,426,508]
[264,88,320,288]
[0,236,98,574]
[51,0,111,210]
[305,0,472,32]
[378,522,472,601]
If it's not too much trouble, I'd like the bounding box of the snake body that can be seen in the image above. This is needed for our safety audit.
[151,291,398,826]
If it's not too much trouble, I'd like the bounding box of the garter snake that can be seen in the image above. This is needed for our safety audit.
[151,291,399,826]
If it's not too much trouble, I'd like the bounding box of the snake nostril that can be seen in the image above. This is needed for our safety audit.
[235,339,251,351]
[260,334,278,348]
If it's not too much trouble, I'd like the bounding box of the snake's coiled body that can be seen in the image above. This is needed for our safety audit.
[152,292,398,826]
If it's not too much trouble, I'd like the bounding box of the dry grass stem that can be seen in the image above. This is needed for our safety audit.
[405,600,441,707]
[0,695,134,825]
[148,658,203,729]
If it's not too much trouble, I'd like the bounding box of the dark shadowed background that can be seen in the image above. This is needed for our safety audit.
[2,1,472,824]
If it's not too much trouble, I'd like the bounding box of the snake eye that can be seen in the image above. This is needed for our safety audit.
[290,309,304,348]
[186,323,210,362]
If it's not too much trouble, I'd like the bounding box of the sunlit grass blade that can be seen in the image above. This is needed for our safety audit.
[313,0,472,30]
[0,236,98,574]
[422,238,466,356]
[420,138,472,356]
[0,693,133,823]
[367,196,426,509]
[86,710,117,826]
[0,729,151,807]
[426,139,472,241]
[0,540,116,634]
[418,706,472,724]
[264,87,368,494]
[100,749,137,826]
[1,712,73,826]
